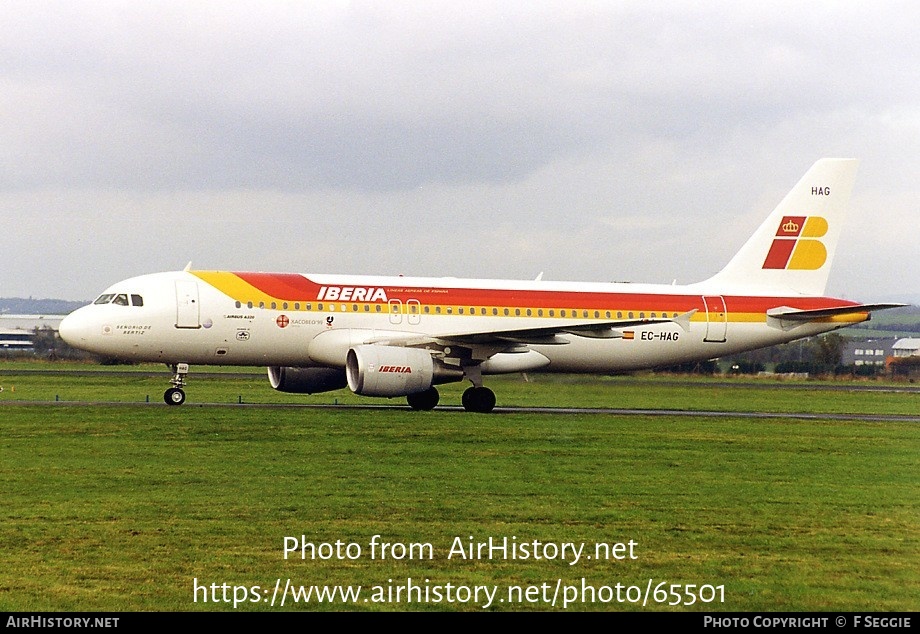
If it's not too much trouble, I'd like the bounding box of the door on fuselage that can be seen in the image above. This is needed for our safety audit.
[175,280,201,329]
[702,295,727,343]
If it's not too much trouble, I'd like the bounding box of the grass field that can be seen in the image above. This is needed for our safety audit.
[0,363,917,612]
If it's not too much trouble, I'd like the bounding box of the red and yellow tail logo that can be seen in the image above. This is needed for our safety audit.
[762,216,828,270]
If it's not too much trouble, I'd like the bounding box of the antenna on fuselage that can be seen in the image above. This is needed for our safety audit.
[183,262,193,272]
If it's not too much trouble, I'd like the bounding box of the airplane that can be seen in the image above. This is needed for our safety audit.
[59,158,902,412]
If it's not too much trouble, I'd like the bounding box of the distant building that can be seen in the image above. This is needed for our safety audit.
[0,314,64,331]
[892,338,920,358]
[0,315,64,353]
[840,337,897,367]
[0,328,35,351]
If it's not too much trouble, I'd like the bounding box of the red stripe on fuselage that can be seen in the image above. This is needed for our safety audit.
[225,272,859,315]
[234,272,323,300]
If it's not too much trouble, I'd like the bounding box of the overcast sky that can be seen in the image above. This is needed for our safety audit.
[1,1,917,303]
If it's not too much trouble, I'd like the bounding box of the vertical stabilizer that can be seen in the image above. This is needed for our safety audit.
[706,158,859,296]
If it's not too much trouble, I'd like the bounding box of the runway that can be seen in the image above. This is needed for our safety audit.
[2,398,918,423]
[5,368,920,393]
[2,367,917,422]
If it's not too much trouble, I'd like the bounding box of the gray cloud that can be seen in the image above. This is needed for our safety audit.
[0,1,917,301]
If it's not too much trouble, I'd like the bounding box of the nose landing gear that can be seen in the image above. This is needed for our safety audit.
[164,363,189,406]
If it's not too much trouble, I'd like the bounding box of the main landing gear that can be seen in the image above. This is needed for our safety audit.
[164,363,189,406]
[404,385,496,413]
[461,386,496,413]
[460,364,495,413]
[406,387,440,411]
[405,361,497,413]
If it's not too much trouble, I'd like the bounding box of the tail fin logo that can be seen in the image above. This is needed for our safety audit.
[762,215,829,270]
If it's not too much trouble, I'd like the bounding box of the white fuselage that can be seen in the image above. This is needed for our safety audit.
[59,269,864,373]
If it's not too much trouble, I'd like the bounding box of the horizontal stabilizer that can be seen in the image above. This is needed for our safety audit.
[767,303,906,321]
[766,303,905,330]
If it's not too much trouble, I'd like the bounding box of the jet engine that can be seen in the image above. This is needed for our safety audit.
[346,345,438,397]
[267,366,348,394]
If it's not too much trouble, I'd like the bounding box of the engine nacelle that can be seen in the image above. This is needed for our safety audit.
[346,345,435,397]
[267,366,348,394]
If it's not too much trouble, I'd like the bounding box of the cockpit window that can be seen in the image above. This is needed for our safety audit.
[93,293,142,306]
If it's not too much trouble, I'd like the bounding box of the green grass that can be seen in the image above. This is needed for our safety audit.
[0,366,917,611]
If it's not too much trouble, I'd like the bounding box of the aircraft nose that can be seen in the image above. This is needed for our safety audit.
[58,308,92,347]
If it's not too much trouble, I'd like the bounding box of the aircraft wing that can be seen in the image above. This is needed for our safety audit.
[367,310,697,361]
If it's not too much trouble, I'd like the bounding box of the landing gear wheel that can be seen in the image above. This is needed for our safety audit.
[166,363,190,406]
[462,386,496,413]
[164,387,186,406]
[407,387,440,411]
